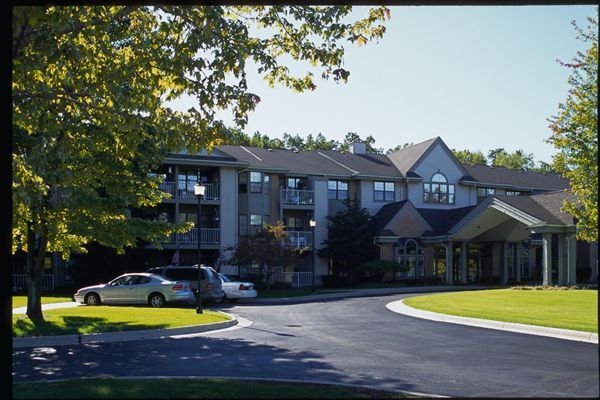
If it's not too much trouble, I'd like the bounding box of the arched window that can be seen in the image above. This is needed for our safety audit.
[423,172,455,204]
[397,239,425,279]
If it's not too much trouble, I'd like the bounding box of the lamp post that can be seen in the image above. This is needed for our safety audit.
[309,218,316,293]
[194,182,206,314]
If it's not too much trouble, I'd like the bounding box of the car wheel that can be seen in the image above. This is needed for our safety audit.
[85,293,101,306]
[149,293,165,308]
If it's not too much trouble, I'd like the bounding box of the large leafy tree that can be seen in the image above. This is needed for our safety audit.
[487,148,535,170]
[225,221,295,291]
[547,10,598,243]
[318,198,378,285]
[12,5,390,320]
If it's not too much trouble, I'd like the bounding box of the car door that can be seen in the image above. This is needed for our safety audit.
[103,275,139,304]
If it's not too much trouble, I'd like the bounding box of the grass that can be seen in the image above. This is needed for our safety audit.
[402,287,598,333]
[13,286,596,399]
[12,303,230,337]
[12,378,417,399]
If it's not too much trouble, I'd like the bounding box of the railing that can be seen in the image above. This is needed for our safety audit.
[283,231,313,247]
[168,228,220,245]
[281,189,313,205]
[280,271,313,288]
[12,274,55,292]
[159,181,219,200]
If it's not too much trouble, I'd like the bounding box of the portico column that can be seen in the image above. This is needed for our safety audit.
[516,242,522,283]
[558,233,565,285]
[567,234,577,285]
[542,233,552,286]
[501,241,509,285]
[445,241,453,285]
[460,241,468,284]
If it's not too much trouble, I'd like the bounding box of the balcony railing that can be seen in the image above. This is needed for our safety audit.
[281,189,313,205]
[159,182,219,200]
[284,230,313,247]
[12,274,55,292]
[167,228,220,245]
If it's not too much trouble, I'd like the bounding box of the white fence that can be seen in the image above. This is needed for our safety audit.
[12,274,55,292]
[280,271,313,288]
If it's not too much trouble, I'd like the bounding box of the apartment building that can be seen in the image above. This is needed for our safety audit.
[138,136,597,287]
[15,137,597,291]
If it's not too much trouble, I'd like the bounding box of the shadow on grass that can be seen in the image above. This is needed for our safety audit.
[12,315,170,337]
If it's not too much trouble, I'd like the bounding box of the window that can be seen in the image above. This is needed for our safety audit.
[397,239,425,279]
[239,214,247,236]
[250,172,262,193]
[328,180,348,200]
[285,216,303,230]
[250,214,263,234]
[238,173,247,194]
[477,187,495,202]
[423,172,454,204]
[263,174,270,194]
[178,170,199,194]
[374,181,394,201]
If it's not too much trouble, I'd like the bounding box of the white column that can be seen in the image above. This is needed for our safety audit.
[542,233,552,286]
[567,234,577,285]
[516,242,522,283]
[445,241,453,284]
[557,233,565,285]
[460,241,468,284]
[501,242,509,285]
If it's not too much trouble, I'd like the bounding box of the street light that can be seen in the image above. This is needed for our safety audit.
[309,218,316,293]
[194,182,206,314]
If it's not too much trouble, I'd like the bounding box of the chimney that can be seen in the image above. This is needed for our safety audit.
[349,140,366,154]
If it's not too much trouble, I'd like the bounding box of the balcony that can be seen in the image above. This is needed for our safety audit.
[166,228,220,245]
[159,181,219,200]
[284,230,313,248]
[281,189,313,206]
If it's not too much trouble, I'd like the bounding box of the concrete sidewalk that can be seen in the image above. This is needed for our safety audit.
[12,286,598,347]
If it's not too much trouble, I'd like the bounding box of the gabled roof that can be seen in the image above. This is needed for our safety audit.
[462,164,569,192]
[496,191,576,226]
[218,145,404,179]
[418,206,477,237]
[373,200,409,236]
[316,150,403,180]
[386,137,469,180]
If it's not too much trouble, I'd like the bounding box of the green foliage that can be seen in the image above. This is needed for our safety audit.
[487,148,535,170]
[547,10,598,243]
[225,221,295,290]
[452,149,487,166]
[12,5,390,316]
[318,198,378,279]
[356,260,407,284]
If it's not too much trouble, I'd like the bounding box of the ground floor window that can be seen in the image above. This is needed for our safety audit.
[396,239,424,279]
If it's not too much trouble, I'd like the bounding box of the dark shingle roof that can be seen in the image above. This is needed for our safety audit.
[386,137,438,176]
[494,191,576,225]
[317,150,403,179]
[463,164,569,192]
[418,206,477,237]
[373,200,409,235]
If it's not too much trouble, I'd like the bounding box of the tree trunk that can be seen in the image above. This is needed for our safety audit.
[25,221,47,322]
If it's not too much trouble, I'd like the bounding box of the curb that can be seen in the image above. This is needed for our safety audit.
[386,299,598,344]
[12,316,238,349]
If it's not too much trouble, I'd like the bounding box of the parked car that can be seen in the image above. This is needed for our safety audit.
[219,273,257,303]
[146,265,225,304]
[73,272,195,308]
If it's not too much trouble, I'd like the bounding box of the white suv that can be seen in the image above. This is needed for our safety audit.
[146,265,224,304]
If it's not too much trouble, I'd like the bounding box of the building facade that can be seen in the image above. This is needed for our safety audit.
[16,137,598,290]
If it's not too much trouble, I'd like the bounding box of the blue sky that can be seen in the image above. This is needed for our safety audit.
[176,5,597,164]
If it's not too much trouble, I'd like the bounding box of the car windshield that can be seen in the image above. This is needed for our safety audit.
[219,274,232,282]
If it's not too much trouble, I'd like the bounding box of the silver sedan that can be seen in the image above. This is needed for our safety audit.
[218,273,257,303]
[73,272,195,308]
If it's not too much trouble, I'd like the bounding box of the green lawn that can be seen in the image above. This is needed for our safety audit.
[12,304,230,337]
[13,378,415,399]
[402,288,597,333]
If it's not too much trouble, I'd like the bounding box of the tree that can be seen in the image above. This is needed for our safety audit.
[12,5,391,321]
[452,149,487,166]
[318,198,378,285]
[547,10,598,243]
[224,221,294,291]
[487,148,535,170]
